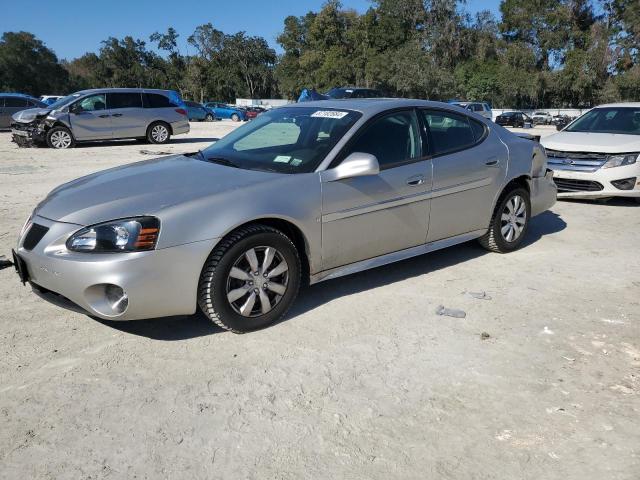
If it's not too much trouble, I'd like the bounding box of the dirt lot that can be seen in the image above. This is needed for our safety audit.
[0,122,638,479]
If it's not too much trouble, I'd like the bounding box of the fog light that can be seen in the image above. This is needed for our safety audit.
[611,177,636,190]
[105,285,129,314]
[85,283,129,317]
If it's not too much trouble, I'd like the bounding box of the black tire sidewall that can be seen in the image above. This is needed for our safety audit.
[147,122,170,144]
[46,126,74,149]
[203,231,301,332]
[491,188,531,252]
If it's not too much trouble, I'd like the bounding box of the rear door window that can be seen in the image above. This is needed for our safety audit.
[5,97,28,108]
[421,109,479,155]
[108,92,143,109]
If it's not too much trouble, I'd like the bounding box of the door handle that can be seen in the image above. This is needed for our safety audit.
[98,114,110,118]
[406,175,425,186]
[112,113,123,117]
[485,157,500,166]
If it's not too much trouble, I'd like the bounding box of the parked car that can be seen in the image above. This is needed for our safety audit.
[451,101,493,120]
[204,102,247,121]
[12,99,556,332]
[325,87,384,99]
[495,111,531,128]
[541,103,640,201]
[0,93,46,129]
[10,88,189,148]
[532,111,553,125]
[244,106,266,120]
[184,101,216,122]
[39,95,64,106]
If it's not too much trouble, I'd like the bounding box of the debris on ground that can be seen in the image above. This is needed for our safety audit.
[435,305,466,318]
[0,255,13,271]
[480,332,491,340]
[542,326,555,335]
[139,149,175,156]
[465,291,492,300]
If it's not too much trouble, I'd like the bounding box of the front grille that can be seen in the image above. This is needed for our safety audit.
[553,178,604,192]
[545,149,607,172]
[22,223,49,250]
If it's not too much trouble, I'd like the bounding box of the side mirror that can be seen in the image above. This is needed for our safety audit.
[69,103,81,114]
[322,152,380,182]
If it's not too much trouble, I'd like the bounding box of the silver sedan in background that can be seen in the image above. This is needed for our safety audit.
[12,99,556,332]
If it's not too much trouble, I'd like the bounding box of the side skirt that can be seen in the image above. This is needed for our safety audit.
[309,229,486,285]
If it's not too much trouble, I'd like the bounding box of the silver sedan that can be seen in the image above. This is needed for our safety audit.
[13,99,556,332]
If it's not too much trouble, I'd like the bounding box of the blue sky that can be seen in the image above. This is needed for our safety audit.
[3,0,501,60]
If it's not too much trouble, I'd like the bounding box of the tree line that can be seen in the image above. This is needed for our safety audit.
[0,0,638,108]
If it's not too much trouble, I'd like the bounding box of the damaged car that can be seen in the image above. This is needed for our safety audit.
[12,99,556,332]
[11,88,190,148]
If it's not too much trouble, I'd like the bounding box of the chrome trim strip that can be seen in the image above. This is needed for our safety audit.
[430,176,492,199]
[321,190,432,223]
[310,229,486,284]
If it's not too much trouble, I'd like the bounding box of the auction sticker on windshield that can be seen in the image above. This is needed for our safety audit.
[311,110,349,119]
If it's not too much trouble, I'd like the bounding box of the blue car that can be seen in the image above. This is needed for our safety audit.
[184,101,216,122]
[203,102,247,122]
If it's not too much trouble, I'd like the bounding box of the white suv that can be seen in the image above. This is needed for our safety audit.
[541,103,640,201]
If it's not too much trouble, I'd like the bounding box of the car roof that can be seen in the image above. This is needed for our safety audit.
[285,98,472,116]
[592,102,640,108]
[73,88,176,95]
[0,92,38,98]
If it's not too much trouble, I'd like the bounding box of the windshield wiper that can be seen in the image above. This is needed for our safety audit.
[204,156,240,168]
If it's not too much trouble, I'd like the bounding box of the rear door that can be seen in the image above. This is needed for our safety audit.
[421,108,507,242]
[321,109,431,270]
[107,92,146,138]
[68,93,113,140]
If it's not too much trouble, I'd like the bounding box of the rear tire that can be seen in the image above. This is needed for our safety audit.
[205,114,214,122]
[231,113,240,122]
[46,126,75,149]
[147,122,171,144]
[198,225,301,333]
[479,187,531,253]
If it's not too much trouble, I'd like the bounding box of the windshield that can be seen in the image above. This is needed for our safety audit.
[565,107,640,135]
[501,112,516,117]
[201,107,362,173]
[47,93,82,110]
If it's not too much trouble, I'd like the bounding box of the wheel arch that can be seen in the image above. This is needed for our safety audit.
[217,216,312,284]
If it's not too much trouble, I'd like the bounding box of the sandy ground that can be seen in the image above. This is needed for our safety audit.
[0,122,639,479]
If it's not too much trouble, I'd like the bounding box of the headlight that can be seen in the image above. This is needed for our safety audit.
[67,217,160,253]
[603,153,638,169]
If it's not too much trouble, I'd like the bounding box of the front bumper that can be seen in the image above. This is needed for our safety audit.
[552,164,640,199]
[15,215,218,320]
[530,169,557,216]
[11,123,45,147]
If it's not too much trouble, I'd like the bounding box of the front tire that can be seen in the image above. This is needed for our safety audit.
[479,187,530,253]
[205,114,214,122]
[147,122,171,144]
[46,126,75,149]
[198,225,301,333]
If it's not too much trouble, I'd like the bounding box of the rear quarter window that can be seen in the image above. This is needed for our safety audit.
[144,93,176,108]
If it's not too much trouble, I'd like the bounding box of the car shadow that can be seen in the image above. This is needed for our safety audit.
[97,209,566,340]
[559,197,639,208]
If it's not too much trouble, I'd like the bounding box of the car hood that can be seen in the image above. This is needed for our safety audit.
[541,131,640,153]
[35,154,282,225]
[11,107,53,123]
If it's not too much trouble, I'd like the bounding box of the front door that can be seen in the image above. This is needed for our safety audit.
[321,110,431,270]
[421,109,507,242]
[69,93,112,140]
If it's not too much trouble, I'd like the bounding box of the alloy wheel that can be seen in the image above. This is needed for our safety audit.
[500,194,527,242]
[151,125,169,142]
[225,246,289,317]
[50,130,72,148]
